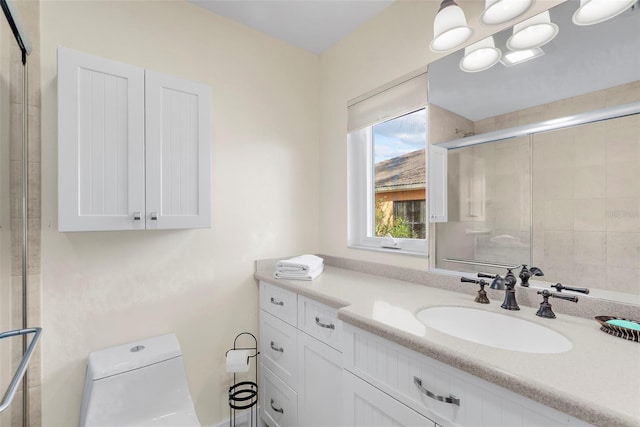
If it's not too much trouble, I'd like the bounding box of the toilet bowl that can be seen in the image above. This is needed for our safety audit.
[79,334,201,427]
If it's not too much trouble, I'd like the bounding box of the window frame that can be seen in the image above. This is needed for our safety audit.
[347,107,429,256]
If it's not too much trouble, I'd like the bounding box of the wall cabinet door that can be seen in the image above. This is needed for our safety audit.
[297,331,343,427]
[344,370,436,427]
[145,70,211,229]
[58,47,146,231]
[428,144,448,223]
[58,47,211,231]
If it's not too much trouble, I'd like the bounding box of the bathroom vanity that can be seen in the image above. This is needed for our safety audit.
[255,259,639,427]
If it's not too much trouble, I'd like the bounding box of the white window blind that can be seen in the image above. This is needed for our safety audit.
[347,72,428,132]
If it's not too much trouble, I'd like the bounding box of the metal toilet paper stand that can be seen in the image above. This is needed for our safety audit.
[226,332,259,427]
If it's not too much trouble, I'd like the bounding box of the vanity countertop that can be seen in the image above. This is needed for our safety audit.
[255,262,640,427]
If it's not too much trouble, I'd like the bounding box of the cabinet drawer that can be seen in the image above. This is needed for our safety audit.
[297,296,342,352]
[260,310,298,390]
[260,364,298,427]
[260,281,297,326]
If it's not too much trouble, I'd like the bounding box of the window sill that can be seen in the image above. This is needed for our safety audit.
[347,244,428,258]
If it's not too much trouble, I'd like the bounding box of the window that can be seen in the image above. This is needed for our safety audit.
[347,72,429,254]
[393,200,426,238]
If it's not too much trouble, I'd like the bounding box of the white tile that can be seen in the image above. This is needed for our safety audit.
[544,199,573,231]
[606,232,640,269]
[606,198,640,233]
[574,165,606,199]
[573,199,606,231]
[573,231,606,266]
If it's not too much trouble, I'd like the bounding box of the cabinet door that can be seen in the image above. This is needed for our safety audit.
[145,70,211,229]
[428,144,448,223]
[58,47,145,231]
[298,331,343,427]
[344,371,436,427]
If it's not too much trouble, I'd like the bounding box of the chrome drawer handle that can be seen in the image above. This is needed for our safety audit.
[315,316,335,330]
[414,377,460,406]
[270,341,284,353]
[133,212,141,221]
[270,399,284,414]
[270,297,284,306]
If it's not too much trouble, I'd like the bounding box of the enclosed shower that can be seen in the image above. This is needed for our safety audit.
[0,1,41,426]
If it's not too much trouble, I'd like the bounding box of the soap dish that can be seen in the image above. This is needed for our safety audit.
[595,316,640,343]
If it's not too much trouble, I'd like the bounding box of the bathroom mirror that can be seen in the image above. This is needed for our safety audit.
[428,0,640,305]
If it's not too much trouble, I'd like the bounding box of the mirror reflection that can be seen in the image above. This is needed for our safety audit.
[428,0,640,304]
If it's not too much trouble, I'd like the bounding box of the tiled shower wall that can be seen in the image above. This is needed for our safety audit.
[532,114,640,296]
[6,0,42,425]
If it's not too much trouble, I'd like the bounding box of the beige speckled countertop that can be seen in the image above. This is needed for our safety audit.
[255,260,640,427]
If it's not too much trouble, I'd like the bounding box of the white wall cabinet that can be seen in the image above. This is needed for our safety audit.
[58,47,211,231]
[258,282,344,427]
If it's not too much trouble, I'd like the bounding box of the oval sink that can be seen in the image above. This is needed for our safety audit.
[416,306,572,354]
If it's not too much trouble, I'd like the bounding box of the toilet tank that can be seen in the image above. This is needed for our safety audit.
[79,334,200,427]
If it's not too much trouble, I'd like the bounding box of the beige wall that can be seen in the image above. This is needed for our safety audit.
[317,0,565,268]
[35,0,572,425]
[40,1,319,426]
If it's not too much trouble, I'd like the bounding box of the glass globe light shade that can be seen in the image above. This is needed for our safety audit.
[430,0,474,52]
[506,10,559,50]
[572,0,636,26]
[480,0,535,26]
[459,37,502,72]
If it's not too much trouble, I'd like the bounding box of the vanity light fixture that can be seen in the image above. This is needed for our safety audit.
[506,10,558,50]
[430,0,473,52]
[572,0,637,26]
[500,47,544,66]
[480,0,535,26]
[459,36,502,72]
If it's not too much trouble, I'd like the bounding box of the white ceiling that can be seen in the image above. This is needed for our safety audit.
[189,0,393,54]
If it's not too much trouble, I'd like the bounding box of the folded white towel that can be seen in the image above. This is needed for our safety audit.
[276,254,324,273]
[274,264,324,281]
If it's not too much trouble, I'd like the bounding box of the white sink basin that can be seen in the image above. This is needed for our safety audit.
[416,306,572,354]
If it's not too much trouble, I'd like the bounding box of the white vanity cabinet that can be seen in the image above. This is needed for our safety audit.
[343,324,592,427]
[258,281,344,427]
[58,47,211,232]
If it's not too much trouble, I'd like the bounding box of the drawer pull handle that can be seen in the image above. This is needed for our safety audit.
[270,297,284,306]
[270,341,284,353]
[270,399,284,414]
[414,377,460,406]
[315,317,335,330]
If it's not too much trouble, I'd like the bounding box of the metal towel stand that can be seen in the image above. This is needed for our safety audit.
[226,332,259,427]
[0,327,42,414]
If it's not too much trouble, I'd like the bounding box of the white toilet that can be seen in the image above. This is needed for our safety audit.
[79,334,201,427]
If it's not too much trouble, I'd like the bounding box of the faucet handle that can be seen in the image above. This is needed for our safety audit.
[519,265,544,287]
[477,272,505,290]
[477,272,496,278]
[536,289,578,318]
[551,283,590,294]
[460,277,490,304]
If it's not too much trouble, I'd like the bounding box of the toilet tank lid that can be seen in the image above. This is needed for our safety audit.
[87,334,183,381]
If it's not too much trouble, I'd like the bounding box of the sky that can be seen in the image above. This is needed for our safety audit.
[373,108,427,163]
